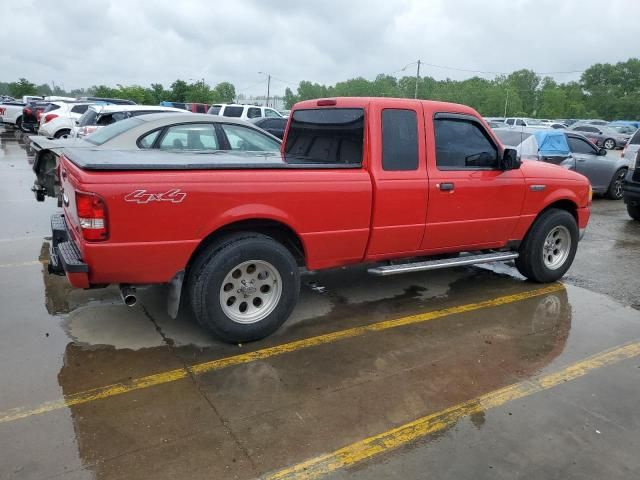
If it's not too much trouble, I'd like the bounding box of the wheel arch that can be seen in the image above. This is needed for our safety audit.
[186,218,307,272]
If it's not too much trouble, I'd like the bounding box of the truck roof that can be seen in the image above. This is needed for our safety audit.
[293,97,478,116]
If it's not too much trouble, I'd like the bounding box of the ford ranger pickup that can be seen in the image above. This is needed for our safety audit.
[47,97,591,342]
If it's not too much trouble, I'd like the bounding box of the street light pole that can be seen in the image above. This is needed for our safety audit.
[258,72,271,107]
[414,60,421,99]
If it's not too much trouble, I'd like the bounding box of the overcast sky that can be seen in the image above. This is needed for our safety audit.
[2,0,639,96]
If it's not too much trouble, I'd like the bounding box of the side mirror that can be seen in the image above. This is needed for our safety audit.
[500,148,521,170]
[598,148,607,156]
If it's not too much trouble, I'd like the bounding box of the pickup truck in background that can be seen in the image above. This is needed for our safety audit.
[47,97,592,342]
[0,101,27,129]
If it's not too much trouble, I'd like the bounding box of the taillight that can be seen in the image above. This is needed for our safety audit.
[44,113,58,124]
[76,192,108,241]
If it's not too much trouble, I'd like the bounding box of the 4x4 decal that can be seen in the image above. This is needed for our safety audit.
[124,189,187,204]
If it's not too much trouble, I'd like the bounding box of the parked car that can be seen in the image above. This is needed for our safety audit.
[486,119,506,129]
[0,100,26,129]
[504,117,547,128]
[608,124,637,135]
[208,103,284,120]
[21,100,51,133]
[31,113,281,201]
[71,104,185,138]
[249,117,288,139]
[160,101,209,113]
[583,119,609,126]
[494,127,628,199]
[77,97,136,105]
[45,97,590,343]
[622,129,640,220]
[37,101,93,139]
[569,124,631,149]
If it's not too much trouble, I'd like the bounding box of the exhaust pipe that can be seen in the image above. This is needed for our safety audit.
[119,285,137,307]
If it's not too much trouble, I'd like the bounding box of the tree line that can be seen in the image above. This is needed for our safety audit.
[2,57,639,120]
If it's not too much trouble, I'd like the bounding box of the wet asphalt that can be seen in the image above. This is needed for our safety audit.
[0,126,639,480]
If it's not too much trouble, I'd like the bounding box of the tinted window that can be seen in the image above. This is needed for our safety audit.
[285,108,364,164]
[630,129,640,145]
[505,119,515,126]
[265,109,282,118]
[382,109,418,171]
[575,126,597,133]
[71,104,89,114]
[208,105,221,115]
[158,124,219,150]
[84,117,144,146]
[567,136,597,154]
[220,124,281,151]
[222,106,243,118]
[138,130,161,149]
[97,112,128,126]
[247,107,261,119]
[43,104,59,113]
[434,118,498,169]
[493,129,533,147]
[515,119,525,126]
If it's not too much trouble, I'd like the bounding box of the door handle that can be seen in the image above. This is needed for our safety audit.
[438,182,455,191]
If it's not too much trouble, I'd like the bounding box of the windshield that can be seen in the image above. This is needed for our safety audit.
[84,117,144,145]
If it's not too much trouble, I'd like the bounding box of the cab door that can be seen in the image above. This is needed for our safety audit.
[421,113,525,251]
[365,102,429,258]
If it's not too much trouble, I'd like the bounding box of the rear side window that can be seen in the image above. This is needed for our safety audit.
[516,119,525,126]
[434,118,498,169]
[222,106,243,118]
[220,124,281,151]
[43,104,60,113]
[208,105,221,115]
[84,117,144,146]
[382,109,418,171]
[630,129,640,145]
[505,118,515,126]
[78,109,98,126]
[71,104,89,114]
[285,108,364,164]
[158,124,219,150]
[247,107,261,119]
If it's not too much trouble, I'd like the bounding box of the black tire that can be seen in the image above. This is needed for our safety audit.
[54,129,70,139]
[515,209,579,283]
[189,233,300,343]
[606,168,627,200]
[15,116,22,131]
[603,138,616,150]
[627,204,640,221]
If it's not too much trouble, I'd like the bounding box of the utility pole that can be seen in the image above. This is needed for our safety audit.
[504,89,509,117]
[266,74,271,107]
[414,60,421,99]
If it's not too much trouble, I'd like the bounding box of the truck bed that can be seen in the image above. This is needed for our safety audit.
[62,148,361,171]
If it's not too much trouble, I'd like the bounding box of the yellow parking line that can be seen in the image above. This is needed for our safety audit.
[0,260,42,268]
[0,283,564,424]
[264,341,640,480]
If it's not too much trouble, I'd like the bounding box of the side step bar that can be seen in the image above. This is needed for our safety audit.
[368,252,519,276]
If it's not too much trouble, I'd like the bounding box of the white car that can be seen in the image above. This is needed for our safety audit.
[0,101,26,129]
[208,103,283,120]
[37,102,94,138]
[71,104,185,138]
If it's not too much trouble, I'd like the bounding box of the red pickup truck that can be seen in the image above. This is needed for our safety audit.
[49,97,591,342]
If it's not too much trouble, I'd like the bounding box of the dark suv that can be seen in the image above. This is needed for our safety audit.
[622,129,640,220]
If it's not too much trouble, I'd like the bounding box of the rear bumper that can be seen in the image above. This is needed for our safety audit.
[49,214,90,288]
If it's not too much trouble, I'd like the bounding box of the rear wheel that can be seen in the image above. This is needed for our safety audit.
[189,233,300,343]
[627,204,640,221]
[54,129,70,139]
[15,116,23,131]
[515,209,578,283]
[606,168,627,200]
[603,138,616,150]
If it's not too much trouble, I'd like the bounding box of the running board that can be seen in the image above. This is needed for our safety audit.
[367,252,519,276]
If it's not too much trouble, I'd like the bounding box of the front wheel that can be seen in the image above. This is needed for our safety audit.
[603,138,616,150]
[606,168,627,200]
[515,209,579,283]
[54,129,70,139]
[189,233,300,343]
[627,204,640,221]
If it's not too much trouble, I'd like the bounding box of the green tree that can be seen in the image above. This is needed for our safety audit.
[170,80,189,102]
[283,87,298,108]
[506,69,540,115]
[9,78,37,98]
[212,82,235,103]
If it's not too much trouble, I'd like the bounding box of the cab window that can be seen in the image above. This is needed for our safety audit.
[434,118,498,169]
